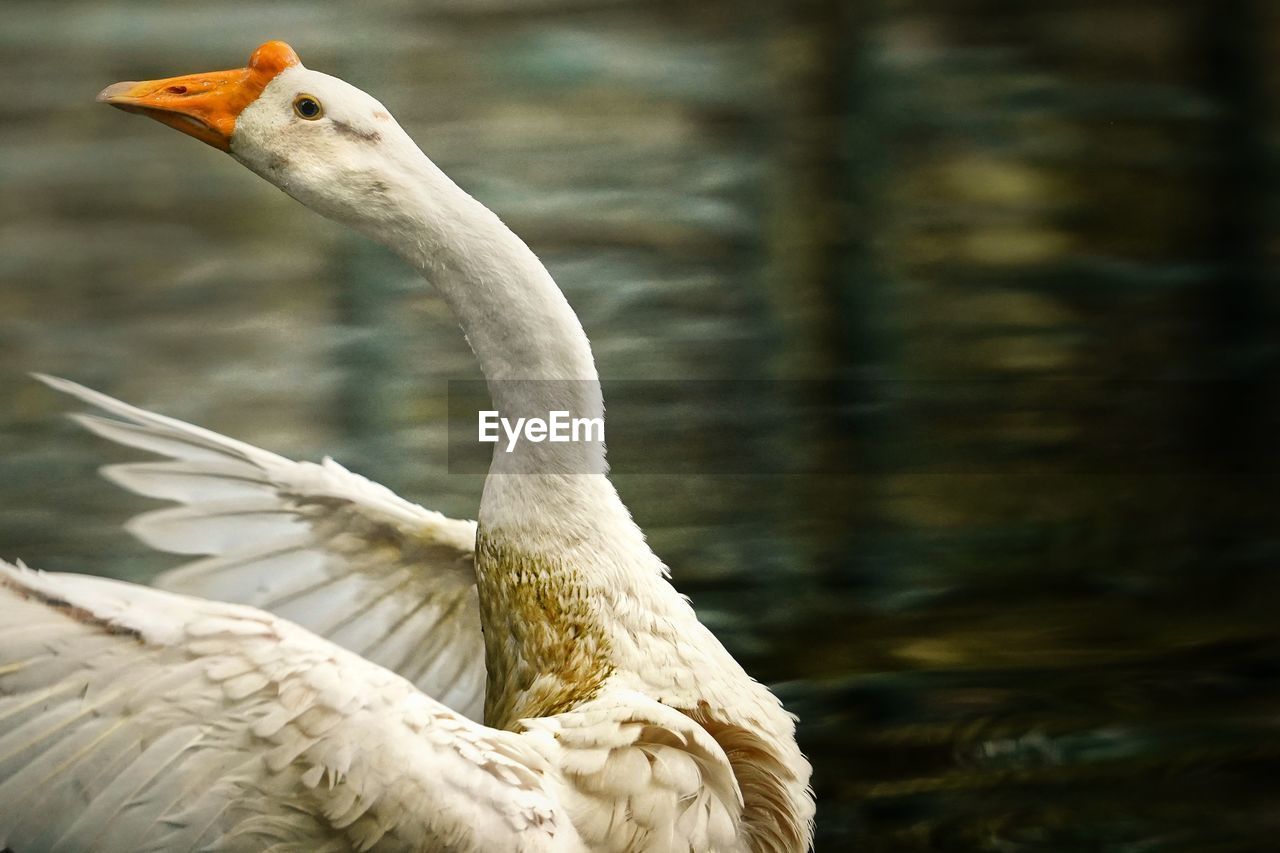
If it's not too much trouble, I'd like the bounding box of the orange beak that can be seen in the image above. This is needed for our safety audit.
[97,41,301,151]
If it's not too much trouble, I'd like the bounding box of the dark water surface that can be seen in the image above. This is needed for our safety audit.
[2,1,1279,849]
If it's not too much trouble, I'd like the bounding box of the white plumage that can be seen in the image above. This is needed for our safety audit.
[37,373,485,722]
[0,564,574,852]
[0,41,814,852]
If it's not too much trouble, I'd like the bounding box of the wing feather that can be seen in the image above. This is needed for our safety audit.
[36,375,485,720]
[0,562,582,853]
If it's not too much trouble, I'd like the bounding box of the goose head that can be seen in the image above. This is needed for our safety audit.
[99,40,421,230]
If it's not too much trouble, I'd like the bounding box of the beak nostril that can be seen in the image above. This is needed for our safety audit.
[166,85,188,95]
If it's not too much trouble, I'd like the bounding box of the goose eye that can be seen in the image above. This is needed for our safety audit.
[293,95,323,120]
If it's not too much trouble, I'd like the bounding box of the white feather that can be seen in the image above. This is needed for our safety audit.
[38,374,487,722]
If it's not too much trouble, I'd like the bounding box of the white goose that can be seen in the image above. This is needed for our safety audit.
[0,42,814,852]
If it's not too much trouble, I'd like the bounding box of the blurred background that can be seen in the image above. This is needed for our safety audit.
[2,0,1279,849]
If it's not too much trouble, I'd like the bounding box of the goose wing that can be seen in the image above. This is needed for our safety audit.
[0,561,579,853]
[35,375,485,721]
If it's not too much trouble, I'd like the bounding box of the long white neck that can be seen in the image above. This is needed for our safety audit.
[338,137,676,725]
[365,147,604,464]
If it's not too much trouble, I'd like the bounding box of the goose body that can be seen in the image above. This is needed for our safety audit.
[0,42,814,852]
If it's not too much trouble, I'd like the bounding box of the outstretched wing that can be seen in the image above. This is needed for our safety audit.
[0,561,579,853]
[35,375,485,721]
